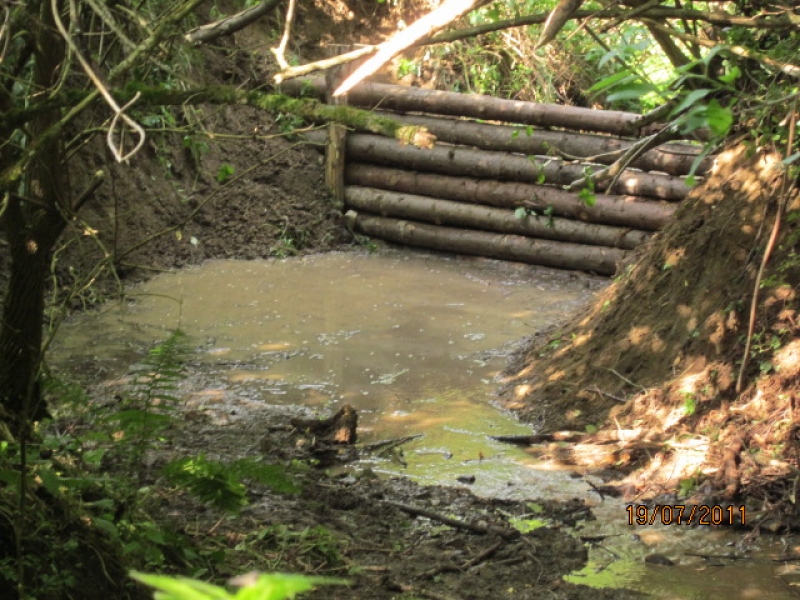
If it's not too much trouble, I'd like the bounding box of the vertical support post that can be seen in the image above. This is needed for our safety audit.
[325,123,347,211]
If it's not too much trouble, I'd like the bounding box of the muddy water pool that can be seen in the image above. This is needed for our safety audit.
[52,249,800,599]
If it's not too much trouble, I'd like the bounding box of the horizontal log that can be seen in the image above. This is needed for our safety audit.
[381,113,712,177]
[281,77,642,136]
[347,133,691,201]
[345,186,650,250]
[346,164,675,231]
[348,212,626,275]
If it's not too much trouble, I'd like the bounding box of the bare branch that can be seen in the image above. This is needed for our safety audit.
[536,0,583,50]
[0,6,11,66]
[429,6,797,46]
[275,46,376,84]
[51,0,145,162]
[333,0,492,97]
[567,125,682,193]
[185,0,283,45]
[646,20,800,79]
[270,0,296,70]
[83,0,137,52]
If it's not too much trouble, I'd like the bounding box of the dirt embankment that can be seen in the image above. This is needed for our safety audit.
[501,146,800,522]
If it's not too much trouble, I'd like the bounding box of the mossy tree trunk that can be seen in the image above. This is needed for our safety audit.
[0,1,68,431]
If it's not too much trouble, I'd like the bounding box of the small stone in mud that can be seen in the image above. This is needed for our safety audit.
[644,553,675,566]
[457,475,476,484]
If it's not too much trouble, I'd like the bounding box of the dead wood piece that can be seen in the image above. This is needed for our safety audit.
[462,540,503,569]
[383,500,518,539]
[350,213,626,276]
[346,133,690,201]
[361,433,423,452]
[421,541,502,578]
[325,123,347,209]
[491,429,651,446]
[421,562,461,578]
[377,113,712,177]
[290,404,358,444]
[685,552,751,561]
[282,76,642,136]
[185,0,282,45]
[345,186,650,250]
[347,163,675,231]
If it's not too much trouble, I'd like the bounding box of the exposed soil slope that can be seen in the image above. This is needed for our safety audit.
[500,146,800,519]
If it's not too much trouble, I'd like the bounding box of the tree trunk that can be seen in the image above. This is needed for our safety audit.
[0,4,67,430]
[345,186,650,249]
[346,163,675,230]
[346,133,691,201]
[0,203,63,427]
[347,212,626,275]
[281,76,643,136]
[377,113,712,177]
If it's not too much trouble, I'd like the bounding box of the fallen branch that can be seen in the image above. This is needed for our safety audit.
[361,434,423,453]
[490,429,645,445]
[184,0,283,45]
[275,46,375,83]
[567,125,682,193]
[685,552,750,561]
[383,500,518,539]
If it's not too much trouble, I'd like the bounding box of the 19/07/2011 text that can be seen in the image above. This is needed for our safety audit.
[626,504,745,526]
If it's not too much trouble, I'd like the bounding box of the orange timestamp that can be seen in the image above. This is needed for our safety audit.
[626,504,745,526]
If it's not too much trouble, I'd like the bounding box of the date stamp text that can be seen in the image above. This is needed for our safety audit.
[626,504,745,526]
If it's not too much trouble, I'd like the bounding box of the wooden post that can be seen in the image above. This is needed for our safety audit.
[325,123,347,210]
[323,47,359,210]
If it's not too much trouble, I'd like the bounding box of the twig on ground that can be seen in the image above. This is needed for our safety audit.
[361,434,423,453]
[383,500,518,539]
[604,367,648,393]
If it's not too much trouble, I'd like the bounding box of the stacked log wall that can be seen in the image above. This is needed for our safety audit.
[281,77,709,275]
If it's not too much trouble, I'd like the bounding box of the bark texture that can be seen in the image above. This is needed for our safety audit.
[346,133,691,201]
[345,186,650,249]
[346,163,675,230]
[348,212,626,275]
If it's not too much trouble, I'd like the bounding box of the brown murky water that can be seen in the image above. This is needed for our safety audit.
[52,249,800,599]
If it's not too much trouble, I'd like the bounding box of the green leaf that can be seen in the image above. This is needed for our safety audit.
[509,517,547,533]
[578,188,596,207]
[784,152,800,165]
[719,64,741,85]
[704,100,733,136]
[91,516,120,537]
[37,467,63,497]
[606,82,659,103]
[216,164,235,183]
[669,88,713,117]
[130,572,230,600]
[588,70,633,93]
[514,207,528,220]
